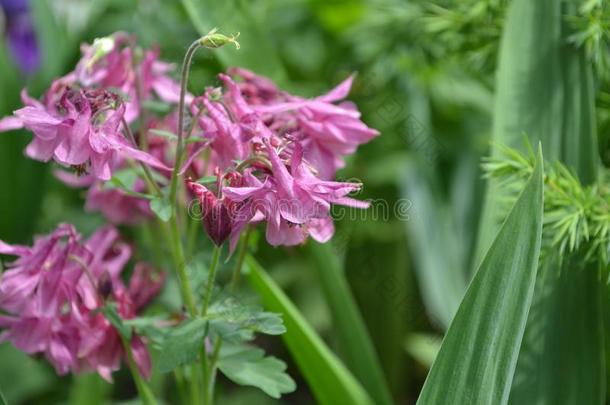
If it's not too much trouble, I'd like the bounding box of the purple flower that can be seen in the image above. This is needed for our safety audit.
[0,224,163,381]
[1,0,40,74]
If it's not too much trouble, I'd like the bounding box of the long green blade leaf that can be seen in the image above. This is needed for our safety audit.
[417,149,544,405]
[245,256,373,405]
[477,0,605,402]
[307,242,394,405]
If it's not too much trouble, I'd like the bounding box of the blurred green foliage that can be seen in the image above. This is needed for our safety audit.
[2,0,609,404]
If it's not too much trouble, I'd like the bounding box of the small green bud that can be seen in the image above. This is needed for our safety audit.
[199,28,240,50]
[86,36,116,70]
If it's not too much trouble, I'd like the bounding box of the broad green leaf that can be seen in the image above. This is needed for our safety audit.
[157,319,208,372]
[246,256,374,405]
[307,242,394,405]
[208,297,286,342]
[181,0,287,81]
[0,384,6,405]
[150,197,172,222]
[417,150,544,405]
[218,344,296,399]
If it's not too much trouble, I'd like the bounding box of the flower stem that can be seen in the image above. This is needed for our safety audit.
[168,40,202,218]
[120,336,157,405]
[230,226,251,292]
[202,245,221,316]
[205,339,223,405]
[121,118,163,197]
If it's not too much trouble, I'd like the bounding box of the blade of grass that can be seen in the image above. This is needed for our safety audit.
[245,256,374,405]
[307,241,394,405]
[417,149,544,405]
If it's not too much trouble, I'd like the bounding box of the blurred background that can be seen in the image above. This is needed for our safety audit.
[0,0,500,403]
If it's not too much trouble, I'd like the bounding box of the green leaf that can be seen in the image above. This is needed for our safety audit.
[108,168,139,190]
[246,256,374,405]
[401,161,468,329]
[68,374,111,405]
[150,197,172,222]
[476,0,605,403]
[307,242,394,405]
[509,256,604,404]
[149,129,178,141]
[208,297,286,342]
[218,344,296,399]
[417,149,544,405]
[0,384,7,405]
[102,305,132,340]
[404,334,441,370]
[157,319,208,373]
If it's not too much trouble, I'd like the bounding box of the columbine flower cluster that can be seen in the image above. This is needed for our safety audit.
[0,31,378,384]
[0,224,163,381]
[187,69,378,249]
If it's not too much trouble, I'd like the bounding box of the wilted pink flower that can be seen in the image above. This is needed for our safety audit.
[74,33,187,122]
[0,225,163,381]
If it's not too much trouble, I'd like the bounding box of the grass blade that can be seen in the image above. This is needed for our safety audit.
[417,149,544,405]
[307,242,394,405]
[245,256,373,405]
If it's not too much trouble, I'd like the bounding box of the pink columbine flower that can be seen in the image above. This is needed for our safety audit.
[1,84,172,180]
[226,69,379,179]
[0,225,163,381]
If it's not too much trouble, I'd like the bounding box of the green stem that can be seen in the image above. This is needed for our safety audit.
[168,215,198,317]
[186,216,201,260]
[120,336,157,405]
[121,118,163,197]
[230,226,251,292]
[202,245,221,316]
[205,339,223,405]
[173,368,188,405]
[189,364,201,405]
[168,40,202,217]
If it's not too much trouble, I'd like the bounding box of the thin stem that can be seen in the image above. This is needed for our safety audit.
[169,40,202,218]
[168,216,198,316]
[120,336,157,405]
[173,368,188,405]
[186,216,201,260]
[121,118,163,197]
[200,346,210,405]
[130,42,149,151]
[189,364,201,405]
[205,339,223,405]
[230,226,251,292]
[202,245,221,316]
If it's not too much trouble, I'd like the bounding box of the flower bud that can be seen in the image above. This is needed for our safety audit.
[187,179,232,246]
[199,28,240,50]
